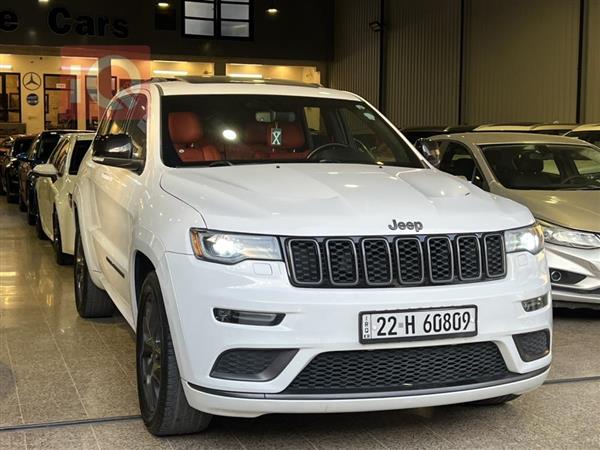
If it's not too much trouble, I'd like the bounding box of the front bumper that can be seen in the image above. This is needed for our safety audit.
[158,250,552,417]
[546,243,600,306]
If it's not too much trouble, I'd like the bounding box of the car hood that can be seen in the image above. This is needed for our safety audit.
[160,164,533,236]
[504,189,600,233]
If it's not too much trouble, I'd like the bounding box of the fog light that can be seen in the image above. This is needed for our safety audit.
[521,294,548,312]
[213,308,284,326]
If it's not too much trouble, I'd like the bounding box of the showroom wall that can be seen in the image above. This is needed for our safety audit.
[329,0,600,127]
[329,0,381,108]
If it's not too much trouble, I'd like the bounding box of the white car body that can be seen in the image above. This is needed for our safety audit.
[73,80,551,421]
[36,133,93,255]
[565,123,600,147]
[427,132,600,307]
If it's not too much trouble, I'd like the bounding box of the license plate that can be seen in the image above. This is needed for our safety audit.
[359,306,477,344]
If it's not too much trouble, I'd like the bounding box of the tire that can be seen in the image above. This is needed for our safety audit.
[18,191,26,211]
[137,271,212,436]
[5,178,17,203]
[27,191,36,225]
[470,394,520,406]
[74,227,115,318]
[35,207,47,240]
[52,211,73,265]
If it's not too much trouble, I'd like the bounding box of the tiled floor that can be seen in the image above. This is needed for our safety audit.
[1,199,600,449]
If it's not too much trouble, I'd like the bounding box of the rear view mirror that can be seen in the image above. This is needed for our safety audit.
[33,163,58,178]
[92,134,143,173]
[255,111,296,123]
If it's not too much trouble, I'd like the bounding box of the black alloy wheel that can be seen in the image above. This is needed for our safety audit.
[53,212,72,265]
[73,227,115,318]
[136,271,212,436]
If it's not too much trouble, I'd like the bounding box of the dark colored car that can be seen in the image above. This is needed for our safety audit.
[1,135,35,202]
[401,125,478,144]
[17,130,87,224]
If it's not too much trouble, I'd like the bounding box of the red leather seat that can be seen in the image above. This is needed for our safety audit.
[254,122,309,160]
[224,123,270,160]
[168,112,221,163]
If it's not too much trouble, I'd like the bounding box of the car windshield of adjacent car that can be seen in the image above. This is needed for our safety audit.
[38,133,63,161]
[160,95,424,168]
[566,130,600,147]
[12,137,34,157]
[481,143,600,190]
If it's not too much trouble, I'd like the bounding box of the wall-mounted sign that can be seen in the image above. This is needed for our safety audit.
[26,93,39,106]
[23,72,41,91]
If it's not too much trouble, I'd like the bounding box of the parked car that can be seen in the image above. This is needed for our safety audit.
[16,130,87,225]
[73,78,551,436]
[475,123,578,135]
[564,123,600,146]
[401,125,477,144]
[0,134,35,201]
[422,132,600,308]
[33,133,93,263]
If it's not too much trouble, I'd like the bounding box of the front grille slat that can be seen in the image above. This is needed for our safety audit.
[285,232,507,288]
[285,342,511,394]
[361,238,393,285]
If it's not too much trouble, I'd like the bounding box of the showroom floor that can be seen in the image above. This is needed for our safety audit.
[0,201,599,449]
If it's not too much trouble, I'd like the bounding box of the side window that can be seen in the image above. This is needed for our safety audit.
[304,107,330,148]
[438,142,487,189]
[27,139,40,159]
[97,96,134,137]
[339,107,397,163]
[126,94,148,160]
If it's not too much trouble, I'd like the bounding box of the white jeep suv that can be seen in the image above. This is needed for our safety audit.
[73,78,552,436]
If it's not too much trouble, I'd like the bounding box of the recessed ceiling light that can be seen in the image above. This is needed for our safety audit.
[229,73,263,79]
[0,64,13,70]
[157,2,170,8]
[266,7,279,15]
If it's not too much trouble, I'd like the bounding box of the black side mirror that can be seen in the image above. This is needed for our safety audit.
[415,138,441,168]
[92,134,143,172]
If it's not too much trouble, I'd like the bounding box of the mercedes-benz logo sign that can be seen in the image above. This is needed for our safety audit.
[23,72,42,91]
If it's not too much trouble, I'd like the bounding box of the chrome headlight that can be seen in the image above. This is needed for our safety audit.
[504,223,544,254]
[190,230,282,264]
[539,220,600,249]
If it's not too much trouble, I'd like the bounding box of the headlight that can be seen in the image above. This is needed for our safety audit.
[190,229,282,264]
[539,220,600,249]
[504,223,544,254]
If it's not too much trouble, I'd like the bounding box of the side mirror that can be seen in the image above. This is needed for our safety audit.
[415,138,441,168]
[16,152,29,162]
[33,163,58,178]
[92,134,143,172]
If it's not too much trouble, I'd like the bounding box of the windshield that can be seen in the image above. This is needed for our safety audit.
[481,143,600,190]
[566,130,600,147]
[161,95,423,168]
[38,134,64,162]
[12,138,33,157]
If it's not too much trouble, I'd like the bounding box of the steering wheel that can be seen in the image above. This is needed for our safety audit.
[562,174,591,185]
[307,141,376,163]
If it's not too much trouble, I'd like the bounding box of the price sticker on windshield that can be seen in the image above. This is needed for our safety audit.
[271,127,282,146]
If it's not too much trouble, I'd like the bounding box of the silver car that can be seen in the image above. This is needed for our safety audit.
[421,133,600,308]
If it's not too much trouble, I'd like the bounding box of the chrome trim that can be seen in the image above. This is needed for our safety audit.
[426,236,454,283]
[456,235,483,281]
[484,234,507,278]
[395,237,425,284]
[361,238,393,286]
[287,239,323,285]
[325,239,359,286]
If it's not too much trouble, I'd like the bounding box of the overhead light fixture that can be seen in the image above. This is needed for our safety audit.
[60,65,98,72]
[153,69,188,76]
[157,2,170,8]
[229,73,263,79]
[0,64,13,70]
[266,0,279,15]
[153,60,186,64]
[38,0,49,3]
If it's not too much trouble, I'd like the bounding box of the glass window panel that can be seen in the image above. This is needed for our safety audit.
[220,20,249,37]
[185,1,214,19]
[221,4,249,20]
[185,18,214,36]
